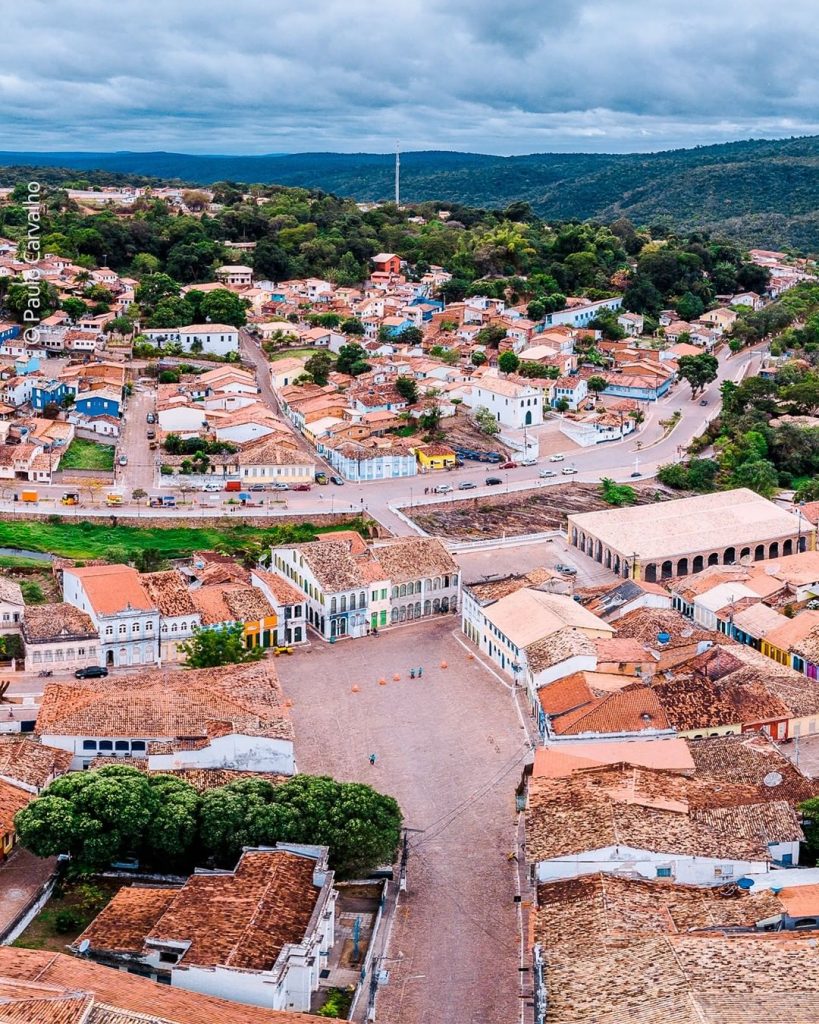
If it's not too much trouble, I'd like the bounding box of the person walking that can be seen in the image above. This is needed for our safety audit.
[369,753,377,766]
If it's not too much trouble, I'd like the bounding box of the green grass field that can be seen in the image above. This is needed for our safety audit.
[0,518,365,561]
[267,347,321,361]
[59,438,115,471]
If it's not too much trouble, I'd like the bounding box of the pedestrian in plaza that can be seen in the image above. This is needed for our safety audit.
[418,666,423,677]
[410,668,416,678]
[369,753,377,766]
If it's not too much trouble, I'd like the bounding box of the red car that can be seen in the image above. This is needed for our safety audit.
[500,461,518,469]
[292,483,312,491]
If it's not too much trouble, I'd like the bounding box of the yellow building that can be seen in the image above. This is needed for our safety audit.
[415,442,457,471]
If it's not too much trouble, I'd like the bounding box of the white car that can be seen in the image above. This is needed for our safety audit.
[521,458,537,466]
[562,466,578,475]
[539,468,557,478]
[433,484,453,494]
[203,482,221,492]
[549,453,565,462]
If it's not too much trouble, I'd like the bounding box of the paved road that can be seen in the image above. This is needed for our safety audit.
[277,619,531,1024]
[116,388,155,494]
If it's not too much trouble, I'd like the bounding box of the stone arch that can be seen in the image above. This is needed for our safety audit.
[754,544,765,561]
[783,539,794,556]
[595,540,603,563]
[661,560,673,580]
[572,527,578,545]
[769,542,779,559]
[693,555,704,573]
[740,547,751,561]
[605,549,612,569]
[613,555,621,575]
[677,557,689,576]
[707,552,719,566]
[723,546,736,565]
[644,563,658,583]
[799,535,808,553]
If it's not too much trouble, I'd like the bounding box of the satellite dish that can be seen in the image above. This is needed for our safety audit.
[763,771,784,788]
[78,939,90,954]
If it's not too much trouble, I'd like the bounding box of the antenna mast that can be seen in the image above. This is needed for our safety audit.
[395,140,400,209]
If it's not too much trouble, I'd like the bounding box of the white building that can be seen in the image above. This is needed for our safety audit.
[71,845,335,1015]
[35,662,296,774]
[144,323,240,357]
[526,765,803,885]
[215,264,253,287]
[62,565,159,669]
[0,578,24,635]
[251,569,308,646]
[460,375,544,428]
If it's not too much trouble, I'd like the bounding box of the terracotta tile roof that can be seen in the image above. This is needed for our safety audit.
[373,538,457,584]
[595,637,652,663]
[652,673,790,731]
[526,764,801,864]
[76,850,324,972]
[22,603,97,642]
[0,738,72,791]
[0,576,22,606]
[0,947,335,1023]
[525,628,598,673]
[191,583,274,625]
[614,607,719,648]
[0,777,32,837]
[534,873,786,950]
[139,571,197,618]
[64,565,153,615]
[251,570,305,607]
[36,663,293,743]
[686,733,818,804]
[549,682,671,737]
[289,540,384,592]
[464,568,555,603]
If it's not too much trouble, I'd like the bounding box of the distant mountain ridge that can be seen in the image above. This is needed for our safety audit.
[3,137,819,248]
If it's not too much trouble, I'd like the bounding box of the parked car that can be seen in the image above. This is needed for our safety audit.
[75,665,109,679]
[500,461,518,469]
[146,413,155,424]
[549,454,565,462]
[249,483,266,491]
[292,483,311,491]
[562,466,578,475]
[330,475,344,485]
[458,481,477,490]
[146,430,156,439]
[203,482,221,492]
[521,458,537,466]
[434,484,453,494]
[485,476,503,485]
[555,563,578,576]
[272,482,289,490]
[117,454,127,466]
[539,468,557,478]
[315,472,328,485]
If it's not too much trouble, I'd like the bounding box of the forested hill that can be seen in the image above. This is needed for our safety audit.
[4,135,819,248]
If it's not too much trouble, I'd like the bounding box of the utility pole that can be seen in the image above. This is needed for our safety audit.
[395,140,400,210]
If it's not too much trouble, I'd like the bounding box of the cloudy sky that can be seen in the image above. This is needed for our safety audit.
[2,0,818,155]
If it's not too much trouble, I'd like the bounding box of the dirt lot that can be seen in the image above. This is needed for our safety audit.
[276,618,530,1024]
[409,481,677,540]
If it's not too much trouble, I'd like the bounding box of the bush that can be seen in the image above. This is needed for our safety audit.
[54,909,83,934]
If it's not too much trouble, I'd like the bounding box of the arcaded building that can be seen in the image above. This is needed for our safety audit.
[567,489,814,583]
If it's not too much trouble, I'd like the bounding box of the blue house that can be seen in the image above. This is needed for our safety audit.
[602,374,673,402]
[0,324,20,345]
[14,355,39,376]
[30,379,70,411]
[74,389,121,419]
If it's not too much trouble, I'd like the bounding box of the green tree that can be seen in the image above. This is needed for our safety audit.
[200,288,248,327]
[6,280,59,322]
[600,478,637,506]
[471,351,487,366]
[555,397,571,413]
[304,351,335,387]
[61,297,88,322]
[15,766,166,872]
[527,299,545,321]
[337,343,369,375]
[677,353,719,397]
[341,317,365,335]
[799,797,819,866]
[395,375,419,403]
[473,405,500,435]
[135,273,180,313]
[253,239,292,282]
[731,459,780,497]
[498,350,520,375]
[180,622,264,668]
[586,375,609,396]
[198,775,402,876]
[148,296,193,329]
[676,291,705,322]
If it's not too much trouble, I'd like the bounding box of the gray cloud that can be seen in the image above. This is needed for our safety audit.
[0,0,817,153]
